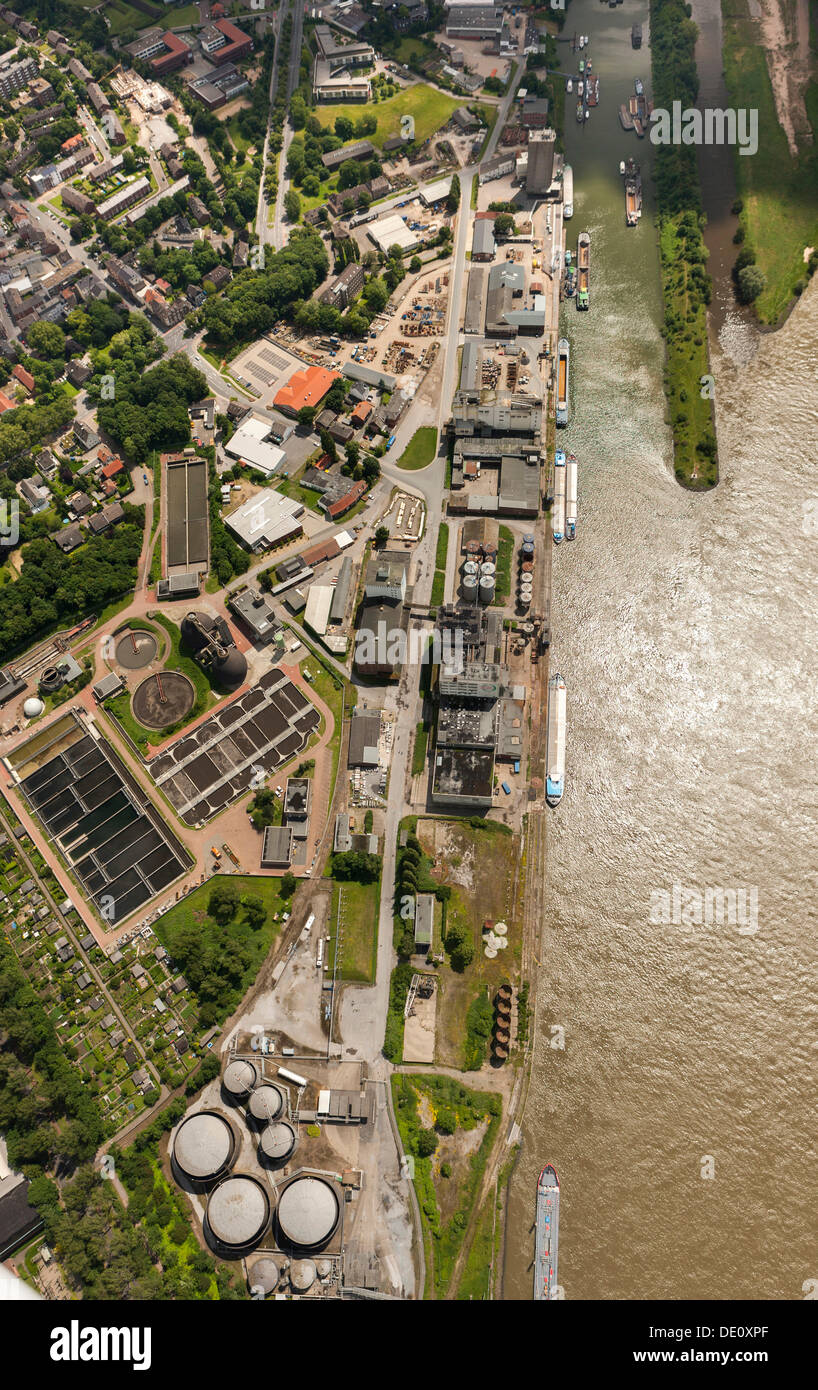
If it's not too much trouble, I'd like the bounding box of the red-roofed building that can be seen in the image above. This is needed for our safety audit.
[274,364,341,418]
[61,133,84,154]
[0,390,16,414]
[205,17,253,66]
[151,32,193,76]
[326,479,367,519]
[350,400,372,426]
[12,364,34,394]
[101,459,124,480]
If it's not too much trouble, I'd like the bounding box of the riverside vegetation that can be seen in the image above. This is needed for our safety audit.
[650,0,718,488]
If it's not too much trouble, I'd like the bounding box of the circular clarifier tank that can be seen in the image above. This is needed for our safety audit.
[276,1175,340,1251]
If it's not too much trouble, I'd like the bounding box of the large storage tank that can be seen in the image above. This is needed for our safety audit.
[205,1173,270,1253]
[479,561,496,577]
[172,1111,237,1187]
[276,1175,340,1251]
[290,1258,317,1293]
[462,560,479,577]
[521,541,535,559]
[462,573,478,598]
[478,575,496,604]
[247,1258,280,1296]
[223,1058,257,1100]
[248,1084,285,1123]
[259,1120,297,1163]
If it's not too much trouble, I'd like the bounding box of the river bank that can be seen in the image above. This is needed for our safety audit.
[721,0,818,324]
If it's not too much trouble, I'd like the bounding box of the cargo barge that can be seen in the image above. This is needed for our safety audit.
[632,22,642,48]
[552,450,566,543]
[565,454,578,539]
[576,231,590,309]
[556,338,570,427]
[534,1165,560,1301]
[546,678,566,806]
[619,103,635,131]
[563,163,573,218]
[624,158,642,225]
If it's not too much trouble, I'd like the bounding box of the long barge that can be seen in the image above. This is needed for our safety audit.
[625,158,642,225]
[546,678,566,806]
[576,231,590,309]
[563,163,573,219]
[534,1165,560,1301]
[556,338,570,427]
[565,454,578,539]
[552,450,566,543]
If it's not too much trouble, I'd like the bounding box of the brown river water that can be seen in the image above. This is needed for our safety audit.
[504,0,818,1299]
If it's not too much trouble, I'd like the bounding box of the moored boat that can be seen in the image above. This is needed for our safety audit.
[562,163,573,218]
[546,681,566,806]
[534,1165,560,1301]
[576,230,590,309]
[556,338,570,427]
[565,454,578,539]
[552,450,566,544]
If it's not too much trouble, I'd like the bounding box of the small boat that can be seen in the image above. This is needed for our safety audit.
[576,101,584,123]
[584,109,590,121]
[635,78,644,96]
[577,79,583,96]
[586,58,593,73]
[567,78,573,93]
[565,248,572,266]
[578,58,585,73]
[619,104,634,131]
[634,117,645,138]
[619,159,626,175]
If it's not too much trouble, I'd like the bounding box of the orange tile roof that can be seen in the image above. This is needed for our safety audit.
[350,400,372,423]
[101,460,124,479]
[0,390,16,414]
[273,364,341,415]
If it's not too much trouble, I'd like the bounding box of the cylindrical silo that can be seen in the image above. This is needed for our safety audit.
[172,1111,237,1188]
[478,574,495,604]
[259,1120,297,1164]
[290,1258,317,1293]
[222,1058,257,1100]
[247,1258,279,1297]
[463,560,479,577]
[248,1084,285,1123]
[479,561,496,578]
[462,573,478,598]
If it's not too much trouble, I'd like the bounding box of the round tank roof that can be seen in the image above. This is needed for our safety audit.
[173,1111,235,1181]
[277,1175,340,1250]
[249,1084,284,1121]
[223,1058,257,1095]
[23,697,45,718]
[290,1258,316,1292]
[316,1258,333,1281]
[260,1120,296,1161]
[248,1258,279,1295]
[207,1174,270,1249]
[215,647,248,688]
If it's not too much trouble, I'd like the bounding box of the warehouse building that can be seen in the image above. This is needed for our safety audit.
[225,491,304,551]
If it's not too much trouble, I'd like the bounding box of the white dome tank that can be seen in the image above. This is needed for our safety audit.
[23,697,44,719]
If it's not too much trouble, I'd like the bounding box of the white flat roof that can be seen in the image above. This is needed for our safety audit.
[369,213,418,253]
[225,490,304,548]
[420,178,452,206]
[226,425,286,476]
[335,530,355,549]
[304,583,335,637]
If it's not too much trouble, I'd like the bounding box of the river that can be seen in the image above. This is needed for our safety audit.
[504,0,818,1299]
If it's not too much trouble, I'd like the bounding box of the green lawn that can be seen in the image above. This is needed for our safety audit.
[397,426,437,471]
[722,0,818,323]
[494,525,513,603]
[154,876,288,1028]
[314,85,461,149]
[331,875,380,983]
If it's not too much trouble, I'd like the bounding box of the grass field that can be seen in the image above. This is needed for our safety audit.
[658,215,717,487]
[397,426,437,471]
[722,0,818,324]
[314,86,461,150]
[331,875,380,983]
[416,818,519,1071]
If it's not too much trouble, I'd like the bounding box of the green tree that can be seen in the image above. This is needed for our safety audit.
[374,525,390,548]
[280,871,297,898]
[207,881,240,923]
[736,264,766,304]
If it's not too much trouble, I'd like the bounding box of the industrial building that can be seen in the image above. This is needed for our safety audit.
[348,709,381,767]
[260,825,293,868]
[367,212,419,255]
[273,364,341,417]
[320,262,365,311]
[224,490,304,551]
[180,611,248,689]
[445,5,504,43]
[472,218,496,261]
[526,128,557,196]
[229,586,282,645]
[224,415,286,475]
[451,389,543,438]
